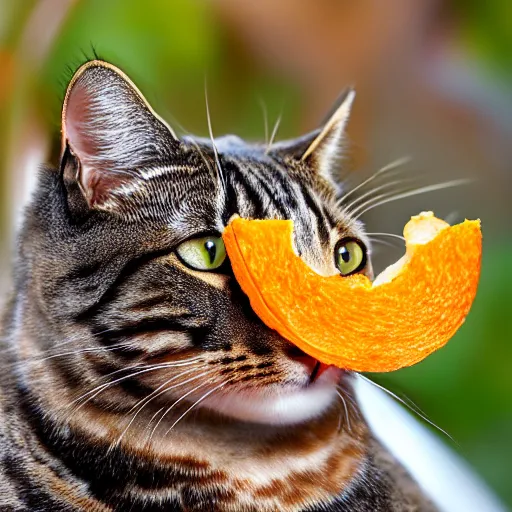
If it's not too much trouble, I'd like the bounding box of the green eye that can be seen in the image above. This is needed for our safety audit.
[335,239,366,276]
[176,236,227,271]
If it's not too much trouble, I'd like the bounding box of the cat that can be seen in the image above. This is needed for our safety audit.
[0,60,437,511]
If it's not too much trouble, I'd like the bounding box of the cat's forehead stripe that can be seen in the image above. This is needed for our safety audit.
[221,155,341,250]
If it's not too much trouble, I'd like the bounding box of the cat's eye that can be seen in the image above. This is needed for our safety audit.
[334,239,366,276]
[176,236,227,271]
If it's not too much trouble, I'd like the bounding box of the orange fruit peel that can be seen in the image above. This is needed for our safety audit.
[223,212,482,372]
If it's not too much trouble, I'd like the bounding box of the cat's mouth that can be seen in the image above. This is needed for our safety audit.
[285,344,331,386]
[202,364,342,425]
[309,361,330,384]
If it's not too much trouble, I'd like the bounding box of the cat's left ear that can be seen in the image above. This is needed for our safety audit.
[271,89,355,184]
[60,60,179,209]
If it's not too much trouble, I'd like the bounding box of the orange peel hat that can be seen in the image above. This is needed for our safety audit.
[222,212,482,372]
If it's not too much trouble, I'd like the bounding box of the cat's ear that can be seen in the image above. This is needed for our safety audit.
[61,60,178,208]
[271,89,354,183]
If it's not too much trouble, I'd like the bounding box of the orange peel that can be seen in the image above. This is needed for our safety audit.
[222,212,482,372]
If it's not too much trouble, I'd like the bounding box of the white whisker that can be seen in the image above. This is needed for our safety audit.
[188,138,217,186]
[352,179,473,219]
[367,238,398,249]
[165,378,233,434]
[126,365,205,415]
[14,342,131,367]
[69,357,204,410]
[112,366,211,448]
[358,374,455,444]
[0,327,118,356]
[258,97,269,146]
[337,157,412,207]
[204,81,226,193]
[335,388,351,432]
[366,232,405,242]
[344,178,417,215]
[265,113,282,154]
[149,373,214,440]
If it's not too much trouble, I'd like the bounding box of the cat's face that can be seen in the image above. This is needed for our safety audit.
[23,61,371,431]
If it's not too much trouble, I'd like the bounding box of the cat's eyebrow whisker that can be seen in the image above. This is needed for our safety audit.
[343,178,418,215]
[335,387,351,433]
[204,81,227,194]
[258,96,269,146]
[337,156,412,208]
[352,178,473,220]
[265,113,282,154]
[112,366,211,449]
[357,374,456,444]
[165,377,234,435]
[188,138,217,186]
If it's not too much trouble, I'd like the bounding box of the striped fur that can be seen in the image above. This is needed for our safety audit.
[0,61,436,511]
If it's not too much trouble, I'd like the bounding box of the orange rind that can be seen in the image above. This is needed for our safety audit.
[223,212,482,372]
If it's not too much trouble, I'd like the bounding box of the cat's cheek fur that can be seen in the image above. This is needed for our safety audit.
[203,367,342,425]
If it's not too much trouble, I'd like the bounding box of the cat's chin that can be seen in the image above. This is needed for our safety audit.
[202,366,342,425]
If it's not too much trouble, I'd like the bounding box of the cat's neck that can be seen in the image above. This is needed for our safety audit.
[34,385,369,510]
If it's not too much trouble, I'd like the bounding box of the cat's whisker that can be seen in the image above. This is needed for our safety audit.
[188,138,217,186]
[164,378,234,435]
[204,81,226,193]
[358,374,456,444]
[348,186,414,219]
[367,238,398,249]
[352,179,473,220]
[13,342,132,367]
[337,157,412,208]
[65,364,173,422]
[345,392,362,422]
[65,365,184,423]
[23,361,145,388]
[149,372,215,441]
[126,365,206,415]
[0,327,118,356]
[343,178,418,216]
[265,113,282,154]
[68,357,204,411]
[366,232,405,242]
[112,366,211,448]
[335,388,351,433]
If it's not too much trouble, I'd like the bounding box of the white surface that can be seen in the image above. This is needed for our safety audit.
[355,376,508,512]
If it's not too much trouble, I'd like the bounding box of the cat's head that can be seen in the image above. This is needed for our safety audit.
[21,61,371,430]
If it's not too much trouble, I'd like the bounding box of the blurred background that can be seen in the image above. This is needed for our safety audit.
[0,0,511,506]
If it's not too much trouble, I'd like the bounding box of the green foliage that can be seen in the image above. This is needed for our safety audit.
[455,0,512,78]
[40,0,300,144]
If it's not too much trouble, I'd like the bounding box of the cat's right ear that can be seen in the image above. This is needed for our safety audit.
[60,60,178,210]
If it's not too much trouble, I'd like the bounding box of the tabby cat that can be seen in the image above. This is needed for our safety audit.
[0,61,436,511]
